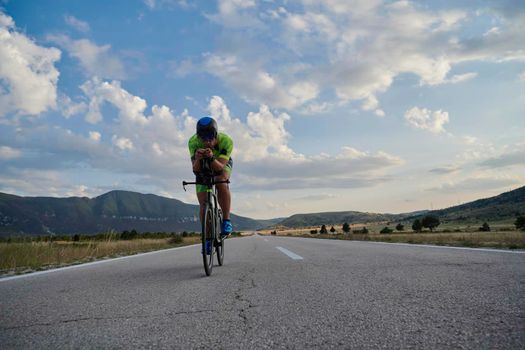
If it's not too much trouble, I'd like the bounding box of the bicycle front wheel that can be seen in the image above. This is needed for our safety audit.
[216,208,224,266]
[202,204,214,276]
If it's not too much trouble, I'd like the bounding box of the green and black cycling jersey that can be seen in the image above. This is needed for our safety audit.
[188,132,233,166]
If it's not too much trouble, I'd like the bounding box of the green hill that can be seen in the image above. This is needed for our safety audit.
[0,190,265,236]
[423,186,525,224]
[273,186,525,228]
[276,211,401,228]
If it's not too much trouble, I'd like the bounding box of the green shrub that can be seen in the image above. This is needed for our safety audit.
[380,227,393,234]
[422,215,440,232]
[169,235,183,244]
[412,219,423,232]
[479,222,491,232]
[515,216,525,231]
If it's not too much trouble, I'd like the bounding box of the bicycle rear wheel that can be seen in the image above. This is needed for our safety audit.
[202,204,214,276]
[216,208,224,266]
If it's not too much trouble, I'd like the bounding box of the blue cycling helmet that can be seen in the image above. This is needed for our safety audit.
[196,116,218,140]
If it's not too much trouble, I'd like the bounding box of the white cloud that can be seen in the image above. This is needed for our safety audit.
[0,168,63,196]
[519,70,525,81]
[80,78,148,124]
[47,35,125,79]
[197,0,525,115]
[427,175,521,193]
[89,131,101,142]
[64,15,90,33]
[144,0,156,9]
[0,12,61,117]
[143,0,192,10]
[58,94,87,118]
[480,150,525,168]
[169,59,195,77]
[1,78,403,197]
[293,193,339,201]
[204,54,319,109]
[112,135,134,151]
[0,145,21,159]
[446,72,478,84]
[462,135,478,145]
[404,107,450,134]
[206,0,261,28]
[207,95,299,161]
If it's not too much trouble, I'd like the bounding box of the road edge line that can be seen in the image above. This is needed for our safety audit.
[0,244,200,282]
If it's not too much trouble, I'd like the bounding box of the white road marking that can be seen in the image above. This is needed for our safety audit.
[276,246,304,260]
[0,244,199,282]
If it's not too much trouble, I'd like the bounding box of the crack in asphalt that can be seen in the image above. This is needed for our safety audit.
[234,244,259,328]
[1,309,219,331]
[235,275,258,328]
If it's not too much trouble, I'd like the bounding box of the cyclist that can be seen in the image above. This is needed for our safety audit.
[188,116,234,245]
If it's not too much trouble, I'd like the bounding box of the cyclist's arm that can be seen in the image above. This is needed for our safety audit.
[209,135,233,172]
[192,149,205,174]
[210,157,228,172]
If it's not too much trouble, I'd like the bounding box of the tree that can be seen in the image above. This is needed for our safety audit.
[515,216,525,231]
[310,229,318,234]
[422,215,440,232]
[330,226,336,233]
[73,234,80,242]
[412,219,422,233]
[121,230,131,240]
[479,222,491,232]
[380,227,393,234]
[320,225,328,234]
[342,222,350,233]
[395,223,404,231]
[361,227,369,234]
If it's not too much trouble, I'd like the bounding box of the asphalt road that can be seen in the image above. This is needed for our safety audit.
[1,234,524,349]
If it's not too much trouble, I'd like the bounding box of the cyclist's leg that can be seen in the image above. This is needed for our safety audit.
[195,177,208,221]
[196,184,212,254]
[216,167,231,221]
[216,161,232,235]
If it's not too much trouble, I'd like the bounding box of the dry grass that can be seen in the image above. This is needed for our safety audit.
[298,231,525,249]
[259,226,525,250]
[0,236,201,275]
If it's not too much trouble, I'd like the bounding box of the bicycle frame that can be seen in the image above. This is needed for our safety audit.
[182,158,230,275]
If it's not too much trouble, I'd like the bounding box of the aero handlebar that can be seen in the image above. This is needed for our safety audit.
[182,179,230,191]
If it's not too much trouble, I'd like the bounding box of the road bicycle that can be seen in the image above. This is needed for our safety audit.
[183,158,229,276]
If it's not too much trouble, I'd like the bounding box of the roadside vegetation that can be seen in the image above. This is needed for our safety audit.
[0,230,241,276]
[261,215,525,250]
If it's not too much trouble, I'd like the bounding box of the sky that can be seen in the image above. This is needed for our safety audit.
[0,0,524,219]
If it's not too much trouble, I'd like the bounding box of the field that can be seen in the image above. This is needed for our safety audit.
[259,222,525,250]
[0,236,201,276]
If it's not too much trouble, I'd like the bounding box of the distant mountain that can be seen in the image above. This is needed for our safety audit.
[2,186,523,236]
[0,190,267,236]
[273,186,525,228]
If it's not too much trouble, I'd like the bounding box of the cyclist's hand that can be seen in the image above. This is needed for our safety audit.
[195,149,205,161]
[204,148,213,158]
